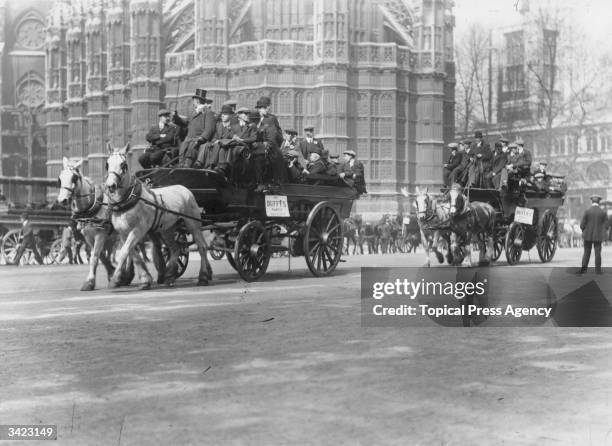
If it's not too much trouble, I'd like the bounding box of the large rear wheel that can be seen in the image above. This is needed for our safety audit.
[505,222,524,265]
[303,202,343,277]
[537,210,558,263]
[233,221,271,282]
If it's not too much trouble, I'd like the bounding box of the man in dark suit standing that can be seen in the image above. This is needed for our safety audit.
[578,195,609,274]
[298,126,325,159]
[138,109,178,169]
[255,96,286,186]
[172,89,217,168]
[468,130,492,187]
[486,140,508,189]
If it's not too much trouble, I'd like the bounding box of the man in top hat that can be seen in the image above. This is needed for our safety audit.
[443,142,461,186]
[173,88,217,168]
[10,213,43,265]
[577,195,609,274]
[138,108,179,169]
[298,126,325,159]
[468,130,492,187]
[339,149,366,194]
[255,96,286,186]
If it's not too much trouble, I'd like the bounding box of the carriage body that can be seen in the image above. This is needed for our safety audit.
[464,186,565,264]
[136,168,359,281]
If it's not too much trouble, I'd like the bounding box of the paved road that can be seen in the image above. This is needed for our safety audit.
[1,248,611,445]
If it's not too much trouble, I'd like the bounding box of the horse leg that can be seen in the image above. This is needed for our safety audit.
[432,231,444,264]
[421,230,431,267]
[149,234,166,285]
[130,246,153,290]
[184,219,212,285]
[109,230,146,288]
[81,231,103,291]
[463,234,473,267]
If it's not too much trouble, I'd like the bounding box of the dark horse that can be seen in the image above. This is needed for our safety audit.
[448,183,496,267]
[343,216,363,255]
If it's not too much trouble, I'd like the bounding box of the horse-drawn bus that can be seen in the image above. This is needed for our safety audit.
[135,166,358,282]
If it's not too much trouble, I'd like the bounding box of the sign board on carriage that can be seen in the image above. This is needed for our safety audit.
[402,216,411,225]
[514,206,534,225]
[265,195,290,217]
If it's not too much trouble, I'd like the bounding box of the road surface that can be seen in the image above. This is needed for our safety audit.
[0,248,611,445]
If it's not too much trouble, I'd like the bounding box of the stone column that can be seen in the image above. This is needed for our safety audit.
[45,2,70,183]
[129,0,162,170]
[85,0,109,184]
[107,0,132,152]
[66,2,89,173]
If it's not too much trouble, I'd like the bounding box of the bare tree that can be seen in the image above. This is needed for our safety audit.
[454,24,490,134]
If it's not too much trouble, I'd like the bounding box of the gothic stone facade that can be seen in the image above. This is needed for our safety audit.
[45,0,455,218]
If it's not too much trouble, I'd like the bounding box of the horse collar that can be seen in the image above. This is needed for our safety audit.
[109,181,142,212]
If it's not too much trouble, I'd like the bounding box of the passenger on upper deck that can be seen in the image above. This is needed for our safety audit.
[468,130,492,187]
[449,140,470,186]
[138,109,179,169]
[339,150,366,194]
[298,126,325,159]
[194,104,237,174]
[172,89,217,168]
[281,129,307,169]
[443,142,461,186]
[514,137,532,177]
[255,96,287,186]
[486,139,508,189]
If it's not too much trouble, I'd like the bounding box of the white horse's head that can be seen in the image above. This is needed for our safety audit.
[449,183,463,216]
[57,157,83,205]
[105,143,131,196]
[414,186,432,221]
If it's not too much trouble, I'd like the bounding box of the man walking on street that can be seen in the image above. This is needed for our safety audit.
[11,213,43,265]
[577,195,609,274]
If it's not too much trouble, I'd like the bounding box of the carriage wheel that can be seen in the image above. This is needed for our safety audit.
[505,222,524,265]
[233,221,271,282]
[537,210,558,263]
[45,239,62,264]
[1,229,29,265]
[226,252,237,271]
[161,229,190,279]
[209,249,225,260]
[303,202,343,277]
[491,228,505,262]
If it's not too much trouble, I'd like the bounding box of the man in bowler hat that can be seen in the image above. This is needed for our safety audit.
[577,195,609,274]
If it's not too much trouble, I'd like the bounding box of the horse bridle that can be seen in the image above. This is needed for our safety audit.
[417,194,436,223]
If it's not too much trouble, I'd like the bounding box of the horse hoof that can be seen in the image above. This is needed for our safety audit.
[157,276,165,285]
[80,281,95,292]
[139,282,151,290]
[197,278,209,286]
[166,281,175,288]
[435,253,444,264]
[108,279,120,289]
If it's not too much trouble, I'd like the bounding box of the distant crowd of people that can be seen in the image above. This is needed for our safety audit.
[138,89,366,194]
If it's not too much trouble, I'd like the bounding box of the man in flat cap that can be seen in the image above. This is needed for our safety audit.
[255,96,286,186]
[298,125,325,159]
[339,149,366,194]
[578,195,609,274]
[443,142,461,186]
[450,139,471,185]
[196,103,239,174]
[138,108,179,169]
[173,88,217,168]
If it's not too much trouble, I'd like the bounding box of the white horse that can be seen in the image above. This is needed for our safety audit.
[104,143,212,288]
[401,186,452,267]
[57,157,142,290]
